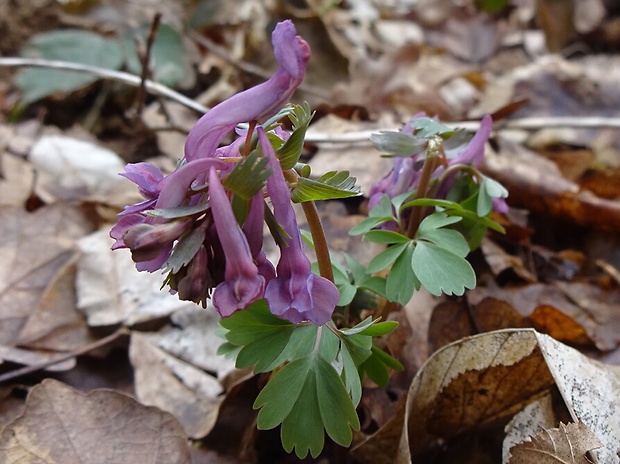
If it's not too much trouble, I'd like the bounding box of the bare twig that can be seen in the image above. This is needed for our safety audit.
[4,57,620,144]
[132,12,162,117]
[0,328,129,384]
[0,57,208,113]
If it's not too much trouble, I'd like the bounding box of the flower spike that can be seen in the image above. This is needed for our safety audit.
[184,20,311,161]
[259,128,339,326]
[209,168,265,317]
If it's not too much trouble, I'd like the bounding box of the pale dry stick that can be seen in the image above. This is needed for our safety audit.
[304,116,620,145]
[3,57,620,142]
[0,57,209,113]
[0,328,129,384]
[596,259,620,287]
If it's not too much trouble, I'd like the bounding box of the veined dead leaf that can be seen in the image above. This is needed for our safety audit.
[508,421,603,464]
[129,331,224,439]
[354,329,620,464]
[0,378,191,463]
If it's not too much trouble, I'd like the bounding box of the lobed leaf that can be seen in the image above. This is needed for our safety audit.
[411,242,476,296]
[291,171,361,203]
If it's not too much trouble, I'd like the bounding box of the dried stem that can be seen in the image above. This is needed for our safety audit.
[132,12,162,117]
[0,328,129,384]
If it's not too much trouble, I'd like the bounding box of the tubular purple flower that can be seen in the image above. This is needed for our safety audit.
[184,20,310,161]
[177,245,211,308]
[208,168,265,317]
[156,158,227,209]
[259,128,339,326]
[122,219,192,270]
[118,163,165,214]
[447,114,492,167]
[243,193,276,282]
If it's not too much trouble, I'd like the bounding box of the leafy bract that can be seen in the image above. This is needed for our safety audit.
[477,176,509,216]
[291,171,361,202]
[410,117,455,138]
[369,131,427,157]
[277,102,314,169]
[222,151,272,200]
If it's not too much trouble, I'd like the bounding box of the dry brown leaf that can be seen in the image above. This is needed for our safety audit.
[15,255,97,352]
[508,421,603,464]
[529,305,592,347]
[129,331,224,439]
[0,151,35,208]
[0,204,95,348]
[77,228,193,327]
[153,306,237,381]
[0,378,191,463]
[503,393,558,462]
[469,282,616,350]
[356,329,620,463]
[483,138,620,232]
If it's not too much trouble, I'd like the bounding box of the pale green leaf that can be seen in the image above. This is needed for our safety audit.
[369,131,426,156]
[386,244,419,305]
[366,242,409,274]
[124,24,192,87]
[411,242,476,296]
[17,30,124,103]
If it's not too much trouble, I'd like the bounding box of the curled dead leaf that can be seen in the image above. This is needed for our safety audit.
[0,378,191,463]
[508,421,603,464]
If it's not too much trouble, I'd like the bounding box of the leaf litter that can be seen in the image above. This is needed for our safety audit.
[2,0,620,462]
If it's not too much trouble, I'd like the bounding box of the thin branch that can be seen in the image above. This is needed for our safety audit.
[186,28,331,100]
[0,328,129,384]
[0,57,208,113]
[4,57,620,144]
[304,116,620,144]
[132,12,162,117]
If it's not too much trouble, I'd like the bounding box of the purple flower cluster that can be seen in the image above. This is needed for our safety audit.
[368,114,508,216]
[110,21,338,326]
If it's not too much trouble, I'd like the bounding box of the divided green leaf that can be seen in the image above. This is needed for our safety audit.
[291,171,361,203]
[222,150,272,200]
[277,102,314,169]
[411,241,476,296]
[254,352,360,459]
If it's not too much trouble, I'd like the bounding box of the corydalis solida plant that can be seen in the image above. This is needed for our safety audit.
[111,19,508,461]
[111,20,339,324]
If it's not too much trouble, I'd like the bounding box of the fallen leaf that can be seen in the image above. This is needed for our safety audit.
[30,134,127,202]
[149,305,237,381]
[387,329,620,463]
[508,421,603,464]
[16,255,98,351]
[483,137,620,232]
[529,305,592,347]
[0,378,191,463]
[502,393,558,463]
[0,204,95,348]
[129,331,224,439]
[76,228,193,327]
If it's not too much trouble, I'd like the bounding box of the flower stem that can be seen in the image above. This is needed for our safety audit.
[301,200,334,283]
[406,154,439,238]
